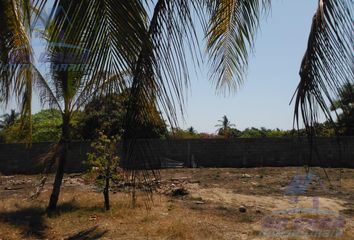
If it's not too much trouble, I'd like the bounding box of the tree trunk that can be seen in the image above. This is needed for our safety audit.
[47,114,70,212]
[47,142,68,211]
[104,148,113,211]
[103,174,110,211]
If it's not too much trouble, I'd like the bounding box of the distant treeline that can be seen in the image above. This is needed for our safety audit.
[1,82,352,143]
[169,123,337,139]
[0,109,343,144]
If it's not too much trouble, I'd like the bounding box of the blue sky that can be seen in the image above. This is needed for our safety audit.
[178,0,319,133]
[2,0,321,133]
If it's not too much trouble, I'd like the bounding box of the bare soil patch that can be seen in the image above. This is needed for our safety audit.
[0,167,353,239]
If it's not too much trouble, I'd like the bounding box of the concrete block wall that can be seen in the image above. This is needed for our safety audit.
[0,142,91,174]
[0,137,353,174]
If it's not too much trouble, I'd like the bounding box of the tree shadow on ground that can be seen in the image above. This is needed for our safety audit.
[0,207,46,239]
[48,202,107,218]
[0,202,101,239]
[65,226,108,240]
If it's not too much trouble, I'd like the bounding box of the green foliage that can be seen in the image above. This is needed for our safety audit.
[86,132,121,186]
[215,115,236,134]
[218,128,241,138]
[0,109,84,143]
[214,115,241,138]
[86,132,121,210]
[331,83,354,136]
[0,110,21,143]
[78,94,126,140]
[169,128,197,139]
[0,110,20,130]
[79,92,167,140]
[337,112,354,136]
[0,122,23,143]
[168,127,222,139]
[187,127,196,135]
[31,109,62,142]
[240,127,279,138]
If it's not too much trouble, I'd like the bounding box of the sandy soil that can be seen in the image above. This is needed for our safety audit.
[0,167,353,239]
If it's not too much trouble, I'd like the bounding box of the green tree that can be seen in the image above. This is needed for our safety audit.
[331,83,354,135]
[78,94,127,140]
[169,127,199,139]
[215,115,238,137]
[79,91,167,140]
[187,127,197,135]
[86,132,121,211]
[240,127,264,138]
[0,109,83,143]
[32,109,82,142]
[31,109,62,142]
[216,115,235,130]
[266,128,288,137]
[0,110,22,143]
[34,1,148,210]
[226,128,241,138]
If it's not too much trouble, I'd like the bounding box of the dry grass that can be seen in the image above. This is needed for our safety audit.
[0,167,353,239]
[0,191,239,239]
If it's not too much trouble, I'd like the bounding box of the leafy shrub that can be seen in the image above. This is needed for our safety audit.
[86,132,121,210]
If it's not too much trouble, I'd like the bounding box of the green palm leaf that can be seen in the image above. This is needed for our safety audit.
[0,0,45,144]
[205,0,271,94]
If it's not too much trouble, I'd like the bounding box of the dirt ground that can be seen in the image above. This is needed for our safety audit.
[0,167,353,240]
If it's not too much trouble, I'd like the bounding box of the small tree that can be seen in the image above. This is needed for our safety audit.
[86,132,121,211]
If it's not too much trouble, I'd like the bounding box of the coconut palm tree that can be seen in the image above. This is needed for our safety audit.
[215,115,236,132]
[0,110,20,130]
[187,127,197,135]
[0,0,353,210]
[0,0,39,142]
[38,74,126,210]
[215,115,238,137]
[0,0,147,210]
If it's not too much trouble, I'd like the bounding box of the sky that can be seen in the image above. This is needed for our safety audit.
[2,0,321,133]
[178,0,319,133]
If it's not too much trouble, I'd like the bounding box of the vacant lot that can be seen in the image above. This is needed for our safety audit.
[0,167,353,239]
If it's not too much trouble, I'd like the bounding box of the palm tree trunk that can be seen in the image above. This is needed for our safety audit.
[103,153,112,211]
[47,114,70,211]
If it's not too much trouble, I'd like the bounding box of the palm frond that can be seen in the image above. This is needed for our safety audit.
[43,0,147,112]
[120,0,201,199]
[0,0,31,104]
[15,66,33,145]
[32,65,62,112]
[72,70,131,111]
[0,0,34,144]
[293,0,354,135]
[124,0,201,141]
[0,0,47,145]
[206,0,271,94]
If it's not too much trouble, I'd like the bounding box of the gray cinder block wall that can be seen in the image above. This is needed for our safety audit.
[0,137,353,174]
[0,142,92,174]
